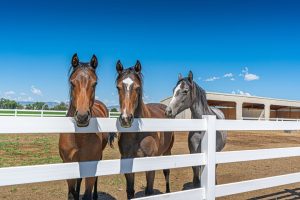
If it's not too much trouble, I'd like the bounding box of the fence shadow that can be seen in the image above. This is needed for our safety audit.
[134,189,163,198]
[182,182,198,191]
[79,192,116,200]
[248,187,300,200]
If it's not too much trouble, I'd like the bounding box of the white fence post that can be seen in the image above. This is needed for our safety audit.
[14,109,17,117]
[201,115,216,200]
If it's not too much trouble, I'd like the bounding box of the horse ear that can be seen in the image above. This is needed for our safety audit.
[71,53,79,67]
[188,71,193,82]
[134,60,142,73]
[90,55,98,69]
[178,73,183,81]
[116,60,123,74]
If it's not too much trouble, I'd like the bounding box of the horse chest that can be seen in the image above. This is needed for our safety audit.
[118,132,159,157]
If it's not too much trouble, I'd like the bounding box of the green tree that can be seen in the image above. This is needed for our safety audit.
[110,108,118,112]
[0,98,22,109]
[51,102,68,111]
[31,102,48,110]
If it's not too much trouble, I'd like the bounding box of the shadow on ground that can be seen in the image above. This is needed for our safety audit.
[79,192,116,200]
[182,182,198,191]
[134,189,163,198]
[248,188,300,200]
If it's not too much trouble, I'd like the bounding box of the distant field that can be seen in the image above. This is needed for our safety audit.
[0,109,121,117]
[0,109,67,117]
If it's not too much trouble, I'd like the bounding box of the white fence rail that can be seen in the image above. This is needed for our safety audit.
[242,116,300,122]
[0,109,67,117]
[0,116,300,199]
[0,109,120,118]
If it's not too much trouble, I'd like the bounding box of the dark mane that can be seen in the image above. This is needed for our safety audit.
[193,81,212,115]
[68,62,97,81]
[116,67,143,84]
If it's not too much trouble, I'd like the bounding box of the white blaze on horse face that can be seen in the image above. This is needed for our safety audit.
[122,108,128,118]
[122,77,134,91]
[170,84,181,106]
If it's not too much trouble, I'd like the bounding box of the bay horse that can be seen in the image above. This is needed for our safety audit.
[165,71,227,187]
[115,60,174,199]
[59,54,112,200]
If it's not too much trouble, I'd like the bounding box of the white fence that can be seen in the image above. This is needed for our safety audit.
[0,109,67,117]
[0,109,120,118]
[1,116,300,199]
[242,116,300,122]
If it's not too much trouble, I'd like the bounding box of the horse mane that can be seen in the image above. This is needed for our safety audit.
[193,82,213,115]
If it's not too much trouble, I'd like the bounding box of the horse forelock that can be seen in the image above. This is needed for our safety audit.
[116,67,144,97]
[116,67,143,85]
[68,62,98,107]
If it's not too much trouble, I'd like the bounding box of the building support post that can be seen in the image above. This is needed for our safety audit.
[236,101,243,120]
[264,103,270,120]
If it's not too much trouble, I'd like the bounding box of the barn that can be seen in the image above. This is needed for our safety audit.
[161,92,300,120]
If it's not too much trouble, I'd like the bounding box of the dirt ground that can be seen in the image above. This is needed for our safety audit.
[1,131,300,200]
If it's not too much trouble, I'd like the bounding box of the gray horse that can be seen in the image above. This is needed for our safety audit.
[165,71,227,187]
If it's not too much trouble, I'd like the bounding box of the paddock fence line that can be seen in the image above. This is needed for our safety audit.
[0,109,120,118]
[1,116,300,199]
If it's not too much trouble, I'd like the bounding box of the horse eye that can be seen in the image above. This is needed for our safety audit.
[92,82,97,88]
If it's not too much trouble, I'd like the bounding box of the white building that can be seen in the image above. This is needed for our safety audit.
[161,92,300,120]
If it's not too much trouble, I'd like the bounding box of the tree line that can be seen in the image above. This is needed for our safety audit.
[0,98,68,110]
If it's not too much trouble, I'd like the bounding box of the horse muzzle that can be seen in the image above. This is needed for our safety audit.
[165,107,175,118]
[74,110,91,127]
[119,114,134,128]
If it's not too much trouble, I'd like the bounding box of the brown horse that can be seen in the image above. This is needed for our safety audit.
[115,60,174,199]
[59,54,112,200]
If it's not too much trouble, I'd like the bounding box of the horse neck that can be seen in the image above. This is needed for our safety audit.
[134,98,150,118]
[190,85,212,119]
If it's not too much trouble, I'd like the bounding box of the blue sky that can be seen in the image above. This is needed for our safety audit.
[1,0,300,105]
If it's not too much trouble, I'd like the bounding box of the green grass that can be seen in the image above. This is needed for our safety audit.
[0,134,61,167]
[0,110,66,117]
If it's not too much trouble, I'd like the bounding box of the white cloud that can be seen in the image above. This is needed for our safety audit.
[232,90,251,96]
[31,86,42,96]
[15,92,34,102]
[245,73,259,81]
[17,95,33,102]
[240,67,259,81]
[4,91,15,96]
[204,76,220,82]
[224,73,234,78]
[143,94,151,103]
[230,78,235,81]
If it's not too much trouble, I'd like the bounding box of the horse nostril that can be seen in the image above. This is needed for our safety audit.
[76,112,89,123]
[165,108,172,117]
[128,114,134,122]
